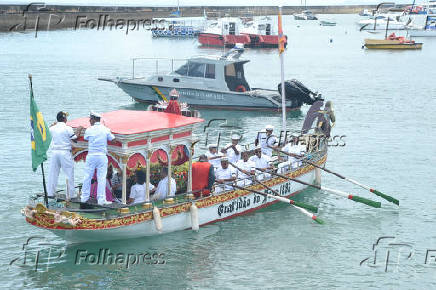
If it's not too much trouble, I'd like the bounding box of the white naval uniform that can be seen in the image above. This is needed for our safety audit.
[235,159,255,186]
[278,143,306,173]
[214,166,236,193]
[257,133,277,156]
[152,176,176,201]
[81,122,115,204]
[222,143,242,164]
[206,151,222,170]
[249,154,272,181]
[47,122,77,197]
[130,183,155,204]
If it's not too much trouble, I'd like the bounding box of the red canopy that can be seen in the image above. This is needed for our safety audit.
[68,110,203,135]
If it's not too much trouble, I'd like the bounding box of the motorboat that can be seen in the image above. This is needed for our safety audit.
[364,33,423,49]
[294,10,318,20]
[99,47,321,111]
[358,14,410,30]
[319,20,337,26]
[240,16,288,48]
[198,17,252,47]
[409,15,436,36]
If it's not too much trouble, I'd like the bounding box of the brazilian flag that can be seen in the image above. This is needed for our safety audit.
[30,76,51,171]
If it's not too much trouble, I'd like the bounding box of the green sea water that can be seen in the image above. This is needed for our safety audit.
[0,14,435,288]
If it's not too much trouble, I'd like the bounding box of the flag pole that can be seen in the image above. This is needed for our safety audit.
[279,6,287,141]
[29,74,49,208]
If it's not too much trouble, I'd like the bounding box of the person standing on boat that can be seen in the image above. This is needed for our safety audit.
[249,146,273,180]
[255,125,278,157]
[164,89,182,115]
[47,111,83,198]
[152,167,176,201]
[192,154,215,198]
[221,134,242,163]
[81,111,115,205]
[214,157,236,193]
[206,144,222,170]
[235,151,255,186]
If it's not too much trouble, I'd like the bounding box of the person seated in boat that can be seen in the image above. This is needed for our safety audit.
[111,167,123,198]
[214,157,236,193]
[221,134,242,163]
[255,125,278,157]
[206,144,222,171]
[192,154,215,198]
[152,167,177,201]
[235,151,255,186]
[164,89,181,115]
[249,146,273,180]
[128,169,156,204]
[277,136,307,173]
[90,165,115,203]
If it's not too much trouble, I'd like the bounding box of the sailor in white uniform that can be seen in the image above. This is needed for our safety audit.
[205,143,222,170]
[152,167,177,201]
[249,146,273,181]
[221,134,242,164]
[214,157,236,193]
[47,111,83,198]
[235,151,255,186]
[255,125,277,157]
[81,111,115,205]
[278,136,307,173]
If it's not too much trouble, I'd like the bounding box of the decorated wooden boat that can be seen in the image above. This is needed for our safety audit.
[22,109,328,243]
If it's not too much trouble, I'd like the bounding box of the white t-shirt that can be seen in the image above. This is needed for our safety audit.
[206,151,222,168]
[257,133,277,156]
[282,143,306,164]
[49,122,76,151]
[215,166,236,190]
[130,183,155,203]
[249,154,271,169]
[235,159,255,179]
[223,143,242,163]
[153,176,176,200]
[84,122,115,155]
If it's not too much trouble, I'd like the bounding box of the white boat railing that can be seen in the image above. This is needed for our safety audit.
[131,57,187,79]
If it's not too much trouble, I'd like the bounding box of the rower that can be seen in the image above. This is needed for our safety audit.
[47,111,83,198]
[214,157,236,193]
[205,143,222,170]
[249,146,273,180]
[221,134,242,163]
[81,111,116,205]
[192,154,215,198]
[235,151,255,186]
[277,135,307,173]
[152,167,176,201]
[255,125,277,157]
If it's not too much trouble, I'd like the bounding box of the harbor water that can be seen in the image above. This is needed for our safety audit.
[0,14,435,288]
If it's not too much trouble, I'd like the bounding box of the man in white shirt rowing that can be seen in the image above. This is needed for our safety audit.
[81,111,116,205]
[278,135,307,173]
[214,157,236,193]
[234,151,255,186]
[47,111,83,198]
[221,134,242,164]
[255,125,278,157]
[249,146,274,181]
[205,143,222,170]
[152,167,177,201]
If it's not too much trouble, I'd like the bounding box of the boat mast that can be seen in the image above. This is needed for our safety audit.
[279,6,287,138]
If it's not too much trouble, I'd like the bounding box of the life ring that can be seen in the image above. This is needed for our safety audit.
[235,85,246,92]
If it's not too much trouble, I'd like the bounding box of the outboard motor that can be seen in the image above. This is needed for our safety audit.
[278,79,323,105]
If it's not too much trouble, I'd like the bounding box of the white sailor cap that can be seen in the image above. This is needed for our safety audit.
[221,157,228,162]
[90,111,102,118]
[231,134,240,140]
[208,143,218,149]
[255,145,262,150]
[265,125,274,131]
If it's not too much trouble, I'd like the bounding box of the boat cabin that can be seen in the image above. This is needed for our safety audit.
[146,49,251,92]
[67,110,203,204]
[207,17,243,35]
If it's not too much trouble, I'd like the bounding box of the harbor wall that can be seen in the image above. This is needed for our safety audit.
[0,4,377,32]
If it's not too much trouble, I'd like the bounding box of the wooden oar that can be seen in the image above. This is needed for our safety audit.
[256,168,381,208]
[229,162,318,213]
[272,147,399,206]
[232,183,324,224]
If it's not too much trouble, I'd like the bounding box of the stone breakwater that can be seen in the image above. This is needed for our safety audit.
[0,4,376,32]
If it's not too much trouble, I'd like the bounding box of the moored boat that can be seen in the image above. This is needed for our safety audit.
[294,10,318,20]
[408,15,436,36]
[198,17,251,47]
[240,16,288,48]
[364,33,423,49]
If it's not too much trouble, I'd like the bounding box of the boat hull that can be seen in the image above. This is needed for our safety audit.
[25,155,326,243]
[116,81,300,111]
[198,33,251,47]
[364,39,423,49]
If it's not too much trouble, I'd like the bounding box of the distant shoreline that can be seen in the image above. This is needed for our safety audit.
[0,4,380,32]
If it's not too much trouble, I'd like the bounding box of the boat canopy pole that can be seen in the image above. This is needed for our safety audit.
[279,6,287,138]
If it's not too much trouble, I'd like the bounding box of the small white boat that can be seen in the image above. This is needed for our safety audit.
[294,10,318,20]
[358,15,409,30]
[319,20,337,26]
[408,15,436,36]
